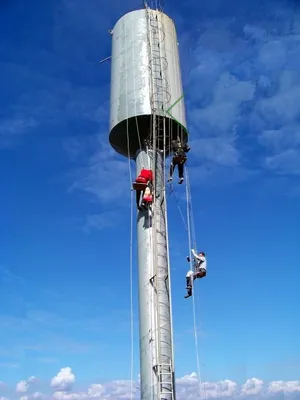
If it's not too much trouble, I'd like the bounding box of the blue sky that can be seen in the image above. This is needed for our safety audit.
[0,0,300,399]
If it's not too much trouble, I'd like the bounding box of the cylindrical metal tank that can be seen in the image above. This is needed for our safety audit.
[109,8,188,158]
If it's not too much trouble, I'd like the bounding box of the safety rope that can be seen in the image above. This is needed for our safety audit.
[126,133,134,400]
[185,167,193,275]
[168,184,188,231]
[169,167,204,398]
[162,58,176,388]
[185,169,203,398]
[164,164,206,400]
[131,20,142,153]
[129,185,134,400]
[187,169,197,250]
[124,18,134,400]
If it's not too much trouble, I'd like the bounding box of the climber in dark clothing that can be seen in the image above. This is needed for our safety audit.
[168,138,190,184]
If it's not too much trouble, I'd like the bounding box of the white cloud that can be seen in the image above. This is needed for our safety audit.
[183,6,300,185]
[68,136,132,205]
[214,73,255,104]
[0,116,38,149]
[265,149,300,175]
[258,127,300,152]
[51,367,75,391]
[71,374,300,399]
[257,40,287,72]
[243,24,266,40]
[86,384,105,397]
[83,211,120,233]
[256,86,300,127]
[32,393,44,399]
[181,377,239,399]
[53,392,84,400]
[175,374,300,399]
[268,380,300,394]
[205,379,238,398]
[16,381,28,394]
[16,376,38,394]
[191,137,240,167]
[241,377,264,396]
[189,72,255,140]
[27,377,37,384]
[258,126,300,175]
[4,372,300,400]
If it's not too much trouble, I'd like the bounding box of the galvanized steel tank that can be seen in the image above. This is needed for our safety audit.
[109,8,188,158]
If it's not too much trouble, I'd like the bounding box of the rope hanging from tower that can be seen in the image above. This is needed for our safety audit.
[168,164,206,399]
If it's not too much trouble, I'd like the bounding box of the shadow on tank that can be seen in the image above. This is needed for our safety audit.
[109,114,188,159]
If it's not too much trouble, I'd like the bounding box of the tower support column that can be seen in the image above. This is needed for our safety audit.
[136,149,175,400]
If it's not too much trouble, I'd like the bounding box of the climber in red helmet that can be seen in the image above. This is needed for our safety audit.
[133,168,153,210]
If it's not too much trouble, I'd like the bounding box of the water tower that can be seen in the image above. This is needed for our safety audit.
[108,4,188,399]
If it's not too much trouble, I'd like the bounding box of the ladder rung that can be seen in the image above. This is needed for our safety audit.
[155,362,172,367]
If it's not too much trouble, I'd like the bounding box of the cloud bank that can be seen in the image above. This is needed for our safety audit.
[0,368,299,400]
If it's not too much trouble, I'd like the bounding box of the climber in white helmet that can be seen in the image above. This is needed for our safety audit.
[184,249,207,298]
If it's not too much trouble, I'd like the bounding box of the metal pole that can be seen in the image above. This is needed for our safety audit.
[135,149,175,400]
[136,149,158,400]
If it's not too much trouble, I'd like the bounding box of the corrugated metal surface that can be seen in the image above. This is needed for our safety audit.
[109,8,188,158]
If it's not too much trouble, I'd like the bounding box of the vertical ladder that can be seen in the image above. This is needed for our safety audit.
[147,7,171,148]
[154,361,174,400]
